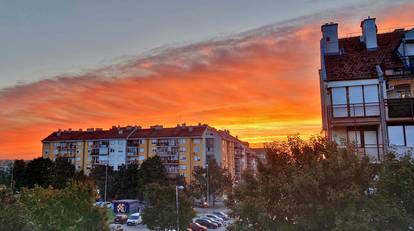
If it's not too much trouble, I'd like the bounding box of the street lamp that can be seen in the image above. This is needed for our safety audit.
[206,162,209,206]
[176,185,184,231]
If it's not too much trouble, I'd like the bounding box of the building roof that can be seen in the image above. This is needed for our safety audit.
[129,125,207,139]
[42,125,208,142]
[324,30,406,81]
[42,126,136,142]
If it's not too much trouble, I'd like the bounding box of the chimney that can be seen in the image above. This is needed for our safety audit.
[360,17,378,50]
[321,22,339,55]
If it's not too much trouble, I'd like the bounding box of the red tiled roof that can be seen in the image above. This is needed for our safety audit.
[324,30,406,81]
[129,125,207,139]
[42,127,136,142]
[42,125,208,142]
[218,130,240,143]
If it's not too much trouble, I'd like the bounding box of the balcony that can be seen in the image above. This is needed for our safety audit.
[386,98,414,119]
[327,103,381,126]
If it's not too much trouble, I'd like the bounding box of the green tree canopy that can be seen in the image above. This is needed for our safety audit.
[20,181,108,231]
[25,157,53,188]
[226,136,414,231]
[142,183,195,231]
[190,157,232,206]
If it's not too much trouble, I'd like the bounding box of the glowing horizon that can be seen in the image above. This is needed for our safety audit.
[1,2,414,159]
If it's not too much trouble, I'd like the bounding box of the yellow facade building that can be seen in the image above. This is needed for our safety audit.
[42,124,247,182]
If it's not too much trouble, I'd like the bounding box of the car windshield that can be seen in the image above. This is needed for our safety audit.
[130,216,139,219]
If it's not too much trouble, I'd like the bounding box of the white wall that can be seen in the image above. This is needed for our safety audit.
[109,139,127,170]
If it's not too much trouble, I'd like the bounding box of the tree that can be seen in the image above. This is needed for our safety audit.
[142,183,195,230]
[226,136,414,230]
[111,163,141,199]
[20,181,108,231]
[0,170,10,186]
[25,157,53,188]
[13,159,27,191]
[137,156,168,200]
[0,187,28,230]
[190,157,232,206]
[49,157,77,189]
[89,165,115,201]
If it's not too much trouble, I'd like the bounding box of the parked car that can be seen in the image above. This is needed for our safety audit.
[206,214,225,224]
[200,216,222,227]
[114,214,128,224]
[127,213,142,226]
[109,223,123,231]
[213,211,230,221]
[194,218,218,229]
[189,222,208,231]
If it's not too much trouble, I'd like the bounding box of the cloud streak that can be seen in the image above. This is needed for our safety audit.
[1,1,414,159]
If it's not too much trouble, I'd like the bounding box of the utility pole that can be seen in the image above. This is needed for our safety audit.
[206,161,209,206]
[104,160,108,202]
[176,185,184,231]
[10,160,14,192]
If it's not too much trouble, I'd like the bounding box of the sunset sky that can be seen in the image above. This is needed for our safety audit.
[1,0,414,159]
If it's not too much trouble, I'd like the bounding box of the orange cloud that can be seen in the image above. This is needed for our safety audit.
[1,2,414,159]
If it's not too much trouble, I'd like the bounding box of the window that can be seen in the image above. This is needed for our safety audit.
[194,156,200,161]
[110,148,115,153]
[179,139,186,144]
[180,156,187,161]
[194,146,199,153]
[139,156,145,161]
[139,139,144,145]
[331,85,379,118]
[180,147,186,152]
[332,87,347,117]
[193,139,201,144]
[180,165,187,170]
[388,126,405,146]
[388,125,414,147]
[349,86,364,116]
[139,148,144,153]
[406,126,414,147]
[151,139,157,144]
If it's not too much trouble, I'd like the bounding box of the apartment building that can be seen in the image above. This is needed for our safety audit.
[319,17,414,161]
[42,124,250,182]
[42,126,136,173]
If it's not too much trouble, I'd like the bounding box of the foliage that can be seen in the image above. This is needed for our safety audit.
[111,163,141,199]
[13,159,27,191]
[0,170,10,186]
[88,165,115,201]
[88,156,168,201]
[189,157,232,206]
[226,136,414,230]
[20,181,108,231]
[49,157,77,189]
[25,157,53,188]
[142,183,195,230]
[0,187,28,231]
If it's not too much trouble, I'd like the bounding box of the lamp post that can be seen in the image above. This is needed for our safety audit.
[10,160,14,192]
[176,185,184,231]
[206,162,209,206]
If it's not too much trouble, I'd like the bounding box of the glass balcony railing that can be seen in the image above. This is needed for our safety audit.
[328,102,380,119]
[386,98,414,118]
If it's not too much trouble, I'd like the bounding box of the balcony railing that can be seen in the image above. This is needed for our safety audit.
[328,102,380,119]
[386,98,414,119]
